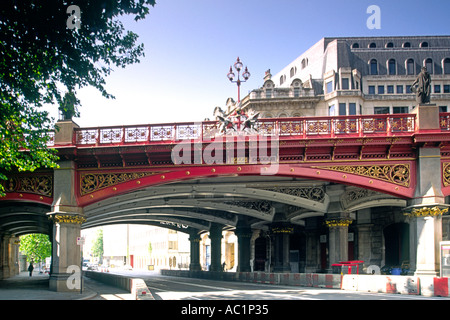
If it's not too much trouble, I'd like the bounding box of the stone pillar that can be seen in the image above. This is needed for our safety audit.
[406,207,447,276]
[9,236,20,276]
[209,223,223,272]
[48,160,85,292]
[48,213,85,291]
[408,127,447,275]
[189,232,202,271]
[326,218,352,268]
[235,219,252,272]
[0,234,11,279]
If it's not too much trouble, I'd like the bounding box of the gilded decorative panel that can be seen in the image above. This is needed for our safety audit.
[443,162,450,187]
[80,171,161,195]
[2,174,53,197]
[312,164,410,187]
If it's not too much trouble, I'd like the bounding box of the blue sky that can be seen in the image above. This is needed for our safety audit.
[62,0,450,127]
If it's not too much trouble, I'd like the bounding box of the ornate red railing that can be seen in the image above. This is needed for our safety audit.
[72,114,417,147]
[439,112,450,131]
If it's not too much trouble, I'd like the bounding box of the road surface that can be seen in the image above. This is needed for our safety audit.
[110,270,448,300]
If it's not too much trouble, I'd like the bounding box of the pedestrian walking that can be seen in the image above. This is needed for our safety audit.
[28,262,34,277]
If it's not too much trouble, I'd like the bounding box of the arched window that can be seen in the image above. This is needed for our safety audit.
[370,59,378,75]
[425,58,433,74]
[420,42,429,48]
[369,42,376,48]
[444,58,450,74]
[403,42,411,48]
[352,43,359,49]
[386,42,394,48]
[388,59,396,75]
[280,75,286,85]
[407,59,415,75]
[290,67,297,78]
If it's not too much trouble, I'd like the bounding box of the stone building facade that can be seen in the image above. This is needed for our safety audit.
[240,36,450,118]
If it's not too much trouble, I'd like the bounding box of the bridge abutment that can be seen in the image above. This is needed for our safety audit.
[408,104,447,276]
[48,160,85,292]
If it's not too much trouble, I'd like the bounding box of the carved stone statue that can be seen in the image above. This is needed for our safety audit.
[411,67,431,104]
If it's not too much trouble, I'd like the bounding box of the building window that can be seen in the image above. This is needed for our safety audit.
[439,106,448,112]
[370,59,378,75]
[280,75,286,85]
[407,59,415,75]
[266,89,272,98]
[425,58,433,74]
[369,42,377,48]
[393,106,409,114]
[342,78,349,90]
[329,105,336,116]
[352,43,359,49]
[397,85,404,94]
[420,42,429,48]
[444,58,450,74]
[349,103,357,115]
[378,85,385,94]
[387,85,394,94]
[435,85,441,93]
[374,107,390,114]
[369,86,376,94]
[339,103,346,116]
[444,85,450,93]
[301,58,308,69]
[388,59,396,75]
[403,42,411,48]
[406,85,413,93]
[326,81,333,94]
[290,67,297,78]
[386,42,394,48]
[293,87,300,97]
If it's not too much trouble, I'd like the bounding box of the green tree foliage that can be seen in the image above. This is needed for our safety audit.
[0,0,156,195]
[91,228,104,261]
[19,233,52,263]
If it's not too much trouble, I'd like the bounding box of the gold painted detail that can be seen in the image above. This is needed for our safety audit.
[404,206,449,218]
[271,226,294,234]
[325,219,353,228]
[80,172,160,195]
[2,174,53,197]
[49,214,86,224]
[443,162,450,187]
[313,164,410,187]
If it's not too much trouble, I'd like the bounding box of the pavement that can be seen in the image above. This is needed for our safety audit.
[0,271,134,300]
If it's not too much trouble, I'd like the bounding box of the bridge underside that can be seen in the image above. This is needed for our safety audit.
[81,175,405,234]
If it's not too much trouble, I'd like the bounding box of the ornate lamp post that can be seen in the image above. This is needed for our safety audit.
[227,57,251,103]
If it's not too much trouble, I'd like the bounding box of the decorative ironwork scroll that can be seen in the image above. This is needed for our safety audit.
[262,186,326,203]
[443,162,450,187]
[80,171,161,195]
[313,164,410,187]
[2,174,53,197]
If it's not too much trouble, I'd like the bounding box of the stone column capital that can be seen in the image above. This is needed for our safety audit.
[48,213,86,225]
[404,205,449,218]
[325,218,353,228]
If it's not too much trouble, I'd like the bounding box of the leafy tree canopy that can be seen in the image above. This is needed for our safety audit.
[19,233,52,263]
[91,228,104,259]
[0,0,156,195]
